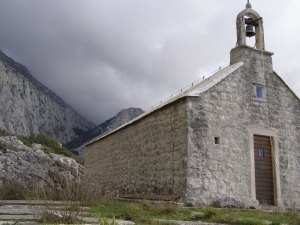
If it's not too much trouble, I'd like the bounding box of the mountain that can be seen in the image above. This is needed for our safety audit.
[0,50,95,144]
[66,107,144,155]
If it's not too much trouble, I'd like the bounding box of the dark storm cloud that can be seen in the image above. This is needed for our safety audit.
[0,0,299,124]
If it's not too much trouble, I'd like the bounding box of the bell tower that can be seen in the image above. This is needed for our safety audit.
[230,1,274,85]
[236,0,265,50]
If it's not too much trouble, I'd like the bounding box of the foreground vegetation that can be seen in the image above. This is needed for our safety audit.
[90,199,300,225]
[0,180,299,224]
[1,179,299,225]
[18,132,73,157]
[0,128,74,158]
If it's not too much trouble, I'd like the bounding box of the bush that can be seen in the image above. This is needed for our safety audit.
[99,217,117,225]
[0,180,27,200]
[0,128,12,136]
[202,207,221,219]
[32,182,103,223]
[124,204,142,220]
[215,213,266,225]
[157,203,179,216]
[17,133,73,157]
[141,199,153,211]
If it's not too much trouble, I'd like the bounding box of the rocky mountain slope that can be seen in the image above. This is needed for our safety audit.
[66,107,144,155]
[0,136,83,192]
[0,51,95,144]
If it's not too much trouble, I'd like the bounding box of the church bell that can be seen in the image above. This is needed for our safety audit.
[246,25,255,37]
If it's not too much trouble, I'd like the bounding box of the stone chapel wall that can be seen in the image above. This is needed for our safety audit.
[185,46,300,208]
[84,99,189,199]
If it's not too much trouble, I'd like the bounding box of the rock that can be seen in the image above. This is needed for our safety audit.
[0,136,83,192]
[212,197,259,209]
[31,144,43,150]
[0,50,95,144]
[243,199,259,209]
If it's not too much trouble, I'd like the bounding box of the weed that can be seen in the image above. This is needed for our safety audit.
[157,203,179,216]
[99,216,117,225]
[270,222,281,225]
[32,184,89,224]
[141,199,153,211]
[38,207,82,224]
[124,203,142,220]
[202,207,221,219]
[0,180,27,200]
[188,212,204,221]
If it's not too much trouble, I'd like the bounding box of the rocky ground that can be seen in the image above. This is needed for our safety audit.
[0,136,83,192]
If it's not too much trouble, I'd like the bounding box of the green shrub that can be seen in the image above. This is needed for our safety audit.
[157,203,179,216]
[17,133,73,157]
[270,222,281,225]
[141,199,153,211]
[99,217,117,225]
[124,204,142,220]
[188,212,204,221]
[202,207,221,219]
[234,218,265,225]
[215,213,265,225]
[0,128,12,136]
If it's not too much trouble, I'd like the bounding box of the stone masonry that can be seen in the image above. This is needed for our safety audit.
[84,4,300,209]
[185,45,300,208]
[84,99,189,198]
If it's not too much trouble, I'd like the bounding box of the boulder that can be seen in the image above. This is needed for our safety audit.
[0,136,83,193]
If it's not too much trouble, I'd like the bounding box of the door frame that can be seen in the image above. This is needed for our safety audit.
[248,127,282,206]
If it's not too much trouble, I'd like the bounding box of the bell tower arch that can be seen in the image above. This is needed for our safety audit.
[236,1,265,50]
[230,1,273,68]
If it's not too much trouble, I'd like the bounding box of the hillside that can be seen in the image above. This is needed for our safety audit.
[0,51,95,144]
[66,107,144,155]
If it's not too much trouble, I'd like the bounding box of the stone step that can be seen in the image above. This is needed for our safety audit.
[0,201,135,225]
[0,200,65,206]
[0,214,35,221]
[0,222,39,225]
[0,205,33,215]
[155,220,225,225]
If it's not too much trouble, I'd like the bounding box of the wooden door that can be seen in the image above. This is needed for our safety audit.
[254,135,274,205]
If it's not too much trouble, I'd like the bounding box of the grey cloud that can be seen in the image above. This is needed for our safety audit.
[0,0,299,124]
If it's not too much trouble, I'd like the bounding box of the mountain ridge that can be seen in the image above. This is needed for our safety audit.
[66,107,144,155]
[0,50,95,143]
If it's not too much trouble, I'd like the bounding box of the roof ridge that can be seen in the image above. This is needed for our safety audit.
[86,61,244,145]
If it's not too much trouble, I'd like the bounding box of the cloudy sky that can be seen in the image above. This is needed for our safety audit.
[0,0,299,125]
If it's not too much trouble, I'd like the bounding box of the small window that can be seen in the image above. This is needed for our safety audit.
[215,137,220,144]
[255,84,265,99]
[258,148,264,157]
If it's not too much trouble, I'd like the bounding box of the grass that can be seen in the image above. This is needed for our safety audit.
[17,132,73,157]
[0,129,74,158]
[90,199,300,225]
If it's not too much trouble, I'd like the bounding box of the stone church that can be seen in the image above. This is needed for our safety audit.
[84,3,300,208]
